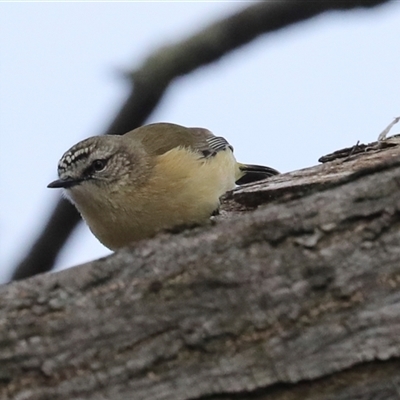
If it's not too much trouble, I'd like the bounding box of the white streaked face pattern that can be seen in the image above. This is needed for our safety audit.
[49,135,143,192]
[58,143,95,178]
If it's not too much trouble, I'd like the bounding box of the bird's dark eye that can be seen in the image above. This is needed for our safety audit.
[91,159,107,172]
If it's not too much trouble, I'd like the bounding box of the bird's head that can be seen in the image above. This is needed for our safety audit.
[47,135,151,203]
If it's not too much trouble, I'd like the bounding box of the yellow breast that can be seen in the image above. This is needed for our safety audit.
[77,147,239,249]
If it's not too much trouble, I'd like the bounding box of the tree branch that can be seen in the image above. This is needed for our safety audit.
[2,141,400,399]
[12,0,391,280]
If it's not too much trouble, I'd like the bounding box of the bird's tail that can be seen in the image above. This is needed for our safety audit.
[236,163,279,185]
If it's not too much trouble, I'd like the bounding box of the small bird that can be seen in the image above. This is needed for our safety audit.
[48,123,279,250]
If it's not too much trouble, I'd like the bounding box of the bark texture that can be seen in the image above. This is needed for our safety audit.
[1,141,400,399]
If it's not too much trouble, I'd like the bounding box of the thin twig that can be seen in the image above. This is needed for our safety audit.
[378,116,400,141]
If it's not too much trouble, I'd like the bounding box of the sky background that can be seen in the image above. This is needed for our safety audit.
[1,2,399,283]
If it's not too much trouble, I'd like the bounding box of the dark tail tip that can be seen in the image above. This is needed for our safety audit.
[236,164,279,185]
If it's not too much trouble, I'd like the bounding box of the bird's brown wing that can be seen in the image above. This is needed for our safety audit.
[124,122,233,158]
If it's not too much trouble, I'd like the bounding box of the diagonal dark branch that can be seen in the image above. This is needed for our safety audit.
[11,0,391,281]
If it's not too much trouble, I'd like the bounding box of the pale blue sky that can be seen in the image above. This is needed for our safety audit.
[1,2,399,282]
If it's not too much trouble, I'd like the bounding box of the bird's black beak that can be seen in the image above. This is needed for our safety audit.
[47,177,83,189]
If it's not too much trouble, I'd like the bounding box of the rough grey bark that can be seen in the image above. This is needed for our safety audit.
[12,0,392,281]
[1,141,400,399]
